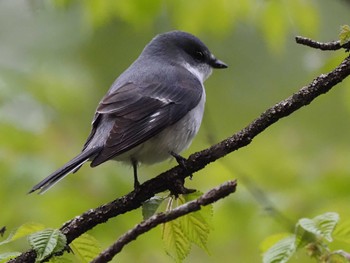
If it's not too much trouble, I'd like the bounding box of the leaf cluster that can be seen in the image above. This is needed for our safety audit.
[0,223,101,263]
[262,212,350,263]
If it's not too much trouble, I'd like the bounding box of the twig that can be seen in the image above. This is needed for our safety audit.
[295,36,342,50]
[91,180,237,263]
[10,38,350,263]
[295,36,350,51]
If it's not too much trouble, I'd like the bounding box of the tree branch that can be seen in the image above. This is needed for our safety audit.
[295,36,350,51]
[10,38,350,263]
[91,180,237,263]
[295,36,342,50]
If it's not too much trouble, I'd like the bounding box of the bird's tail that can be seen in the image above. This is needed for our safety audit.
[29,148,99,194]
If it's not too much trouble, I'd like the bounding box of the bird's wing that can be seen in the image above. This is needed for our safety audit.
[86,75,203,166]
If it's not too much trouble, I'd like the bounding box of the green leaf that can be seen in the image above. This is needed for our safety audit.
[142,196,165,220]
[339,25,350,45]
[180,192,213,253]
[262,235,296,263]
[294,222,312,249]
[0,222,46,246]
[162,219,191,263]
[0,252,21,263]
[161,192,213,262]
[260,233,292,253]
[179,211,211,253]
[70,233,102,263]
[298,212,339,242]
[28,228,67,261]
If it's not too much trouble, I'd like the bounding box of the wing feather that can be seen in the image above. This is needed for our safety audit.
[85,73,202,166]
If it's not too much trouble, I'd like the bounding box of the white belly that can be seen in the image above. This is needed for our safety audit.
[116,90,206,165]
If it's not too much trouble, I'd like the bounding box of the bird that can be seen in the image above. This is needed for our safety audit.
[29,30,227,194]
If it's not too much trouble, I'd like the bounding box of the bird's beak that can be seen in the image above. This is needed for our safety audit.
[209,55,228,69]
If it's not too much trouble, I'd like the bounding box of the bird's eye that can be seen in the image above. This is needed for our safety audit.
[194,51,204,61]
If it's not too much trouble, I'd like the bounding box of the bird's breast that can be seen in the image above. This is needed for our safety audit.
[116,89,206,165]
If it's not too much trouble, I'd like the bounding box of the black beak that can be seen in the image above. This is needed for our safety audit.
[209,56,228,69]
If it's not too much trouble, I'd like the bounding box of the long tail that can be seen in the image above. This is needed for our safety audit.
[29,148,100,194]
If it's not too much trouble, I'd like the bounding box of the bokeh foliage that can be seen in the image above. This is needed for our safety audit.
[1,0,350,262]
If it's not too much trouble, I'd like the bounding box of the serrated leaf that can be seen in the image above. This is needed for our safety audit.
[179,192,213,253]
[262,235,296,263]
[298,212,339,242]
[339,25,350,45]
[260,233,292,253]
[294,222,313,249]
[142,196,165,220]
[53,230,67,254]
[179,212,210,253]
[28,228,67,261]
[161,192,214,262]
[0,222,46,246]
[162,219,191,263]
[70,233,102,263]
[0,252,21,263]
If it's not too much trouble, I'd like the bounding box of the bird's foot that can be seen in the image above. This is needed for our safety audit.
[170,151,193,180]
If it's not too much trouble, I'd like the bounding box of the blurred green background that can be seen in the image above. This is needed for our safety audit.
[1,0,350,262]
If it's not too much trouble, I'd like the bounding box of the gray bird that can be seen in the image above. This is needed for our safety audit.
[30,30,227,194]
